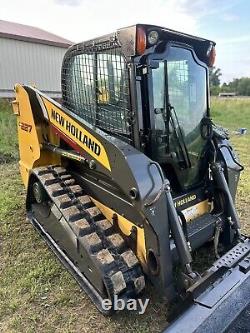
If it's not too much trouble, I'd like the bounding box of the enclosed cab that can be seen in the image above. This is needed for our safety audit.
[61,24,216,191]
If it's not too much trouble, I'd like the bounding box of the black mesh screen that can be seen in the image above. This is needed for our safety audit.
[62,46,132,143]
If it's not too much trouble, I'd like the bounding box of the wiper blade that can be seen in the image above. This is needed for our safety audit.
[168,104,191,168]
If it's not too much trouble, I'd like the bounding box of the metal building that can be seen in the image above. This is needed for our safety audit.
[0,20,72,98]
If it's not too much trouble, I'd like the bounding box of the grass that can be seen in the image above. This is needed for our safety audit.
[211,97,250,131]
[0,100,18,163]
[0,97,249,332]
[211,97,250,233]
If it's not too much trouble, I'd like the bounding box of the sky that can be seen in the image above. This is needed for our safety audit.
[1,0,249,82]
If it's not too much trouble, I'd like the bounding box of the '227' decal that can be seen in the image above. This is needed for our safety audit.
[19,122,32,133]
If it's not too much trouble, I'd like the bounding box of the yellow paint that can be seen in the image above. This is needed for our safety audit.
[12,84,60,187]
[182,199,210,222]
[41,97,111,171]
[12,85,41,187]
[91,197,147,270]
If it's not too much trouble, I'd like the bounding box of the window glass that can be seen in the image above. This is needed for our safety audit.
[151,46,207,174]
[166,47,206,138]
[152,47,207,138]
[152,62,165,110]
[152,62,166,131]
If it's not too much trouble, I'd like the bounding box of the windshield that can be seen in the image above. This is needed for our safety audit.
[151,46,208,186]
[152,46,207,134]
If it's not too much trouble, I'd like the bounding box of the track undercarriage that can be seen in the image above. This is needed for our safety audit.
[28,165,145,314]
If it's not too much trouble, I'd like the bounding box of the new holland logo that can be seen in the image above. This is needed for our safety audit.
[174,194,197,208]
[51,109,101,156]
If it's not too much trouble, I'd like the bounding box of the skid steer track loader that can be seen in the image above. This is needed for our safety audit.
[12,24,249,331]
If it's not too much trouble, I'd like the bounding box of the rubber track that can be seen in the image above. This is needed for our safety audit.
[33,165,145,303]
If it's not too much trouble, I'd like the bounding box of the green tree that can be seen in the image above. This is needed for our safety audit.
[210,85,221,96]
[237,78,250,96]
[221,82,231,92]
[221,77,250,96]
[209,67,222,87]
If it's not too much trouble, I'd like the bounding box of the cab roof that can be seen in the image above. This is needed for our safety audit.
[66,23,215,66]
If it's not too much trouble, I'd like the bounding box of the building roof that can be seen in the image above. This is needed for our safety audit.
[0,20,73,48]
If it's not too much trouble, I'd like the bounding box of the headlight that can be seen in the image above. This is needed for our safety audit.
[147,30,159,45]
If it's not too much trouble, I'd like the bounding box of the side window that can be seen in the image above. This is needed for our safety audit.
[96,52,130,135]
[64,50,131,139]
[152,62,166,131]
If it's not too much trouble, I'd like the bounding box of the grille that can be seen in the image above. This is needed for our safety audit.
[62,45,133,143]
